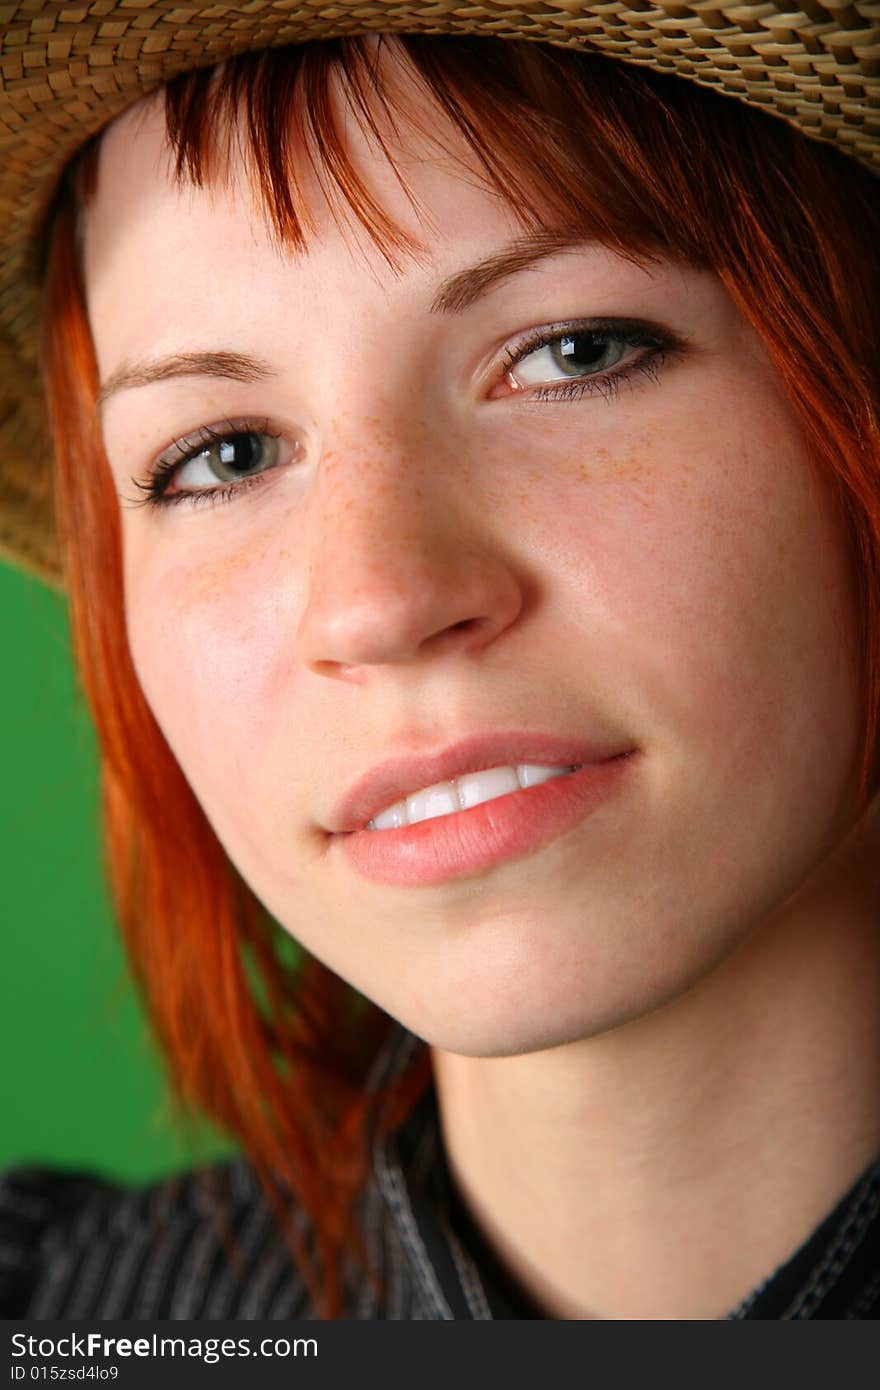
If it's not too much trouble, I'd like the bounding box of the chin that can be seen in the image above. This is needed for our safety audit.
[397,987,650,1060]
[392,921,741,1060]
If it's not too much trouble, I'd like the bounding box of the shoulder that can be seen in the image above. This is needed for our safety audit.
[0,1159,313,1320]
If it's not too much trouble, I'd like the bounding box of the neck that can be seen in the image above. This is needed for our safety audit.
[429,817,880,1320]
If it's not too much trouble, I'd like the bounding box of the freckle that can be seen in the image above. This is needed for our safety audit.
[175,536,277,610]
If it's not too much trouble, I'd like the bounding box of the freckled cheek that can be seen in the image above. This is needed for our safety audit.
[502,424,714,619]
[124,546,297,790]
[508,418,846,767]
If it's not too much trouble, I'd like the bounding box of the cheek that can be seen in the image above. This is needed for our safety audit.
[123,538,301,823]
[515,390,859,795]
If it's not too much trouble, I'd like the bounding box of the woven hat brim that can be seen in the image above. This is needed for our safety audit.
[2,1,879,587]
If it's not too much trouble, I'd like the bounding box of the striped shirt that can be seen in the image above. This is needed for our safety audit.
[1,1020,878,1319]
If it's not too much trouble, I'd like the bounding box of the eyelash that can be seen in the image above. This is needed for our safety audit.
[124,318,684,512]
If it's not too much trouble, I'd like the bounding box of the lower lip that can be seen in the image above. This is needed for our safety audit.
[333,752,637,886]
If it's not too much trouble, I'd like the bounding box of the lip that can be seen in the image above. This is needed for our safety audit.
[327,729,633,833]
[333,752,637,887]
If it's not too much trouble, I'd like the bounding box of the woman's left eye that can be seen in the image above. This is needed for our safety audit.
[496,318,683,403]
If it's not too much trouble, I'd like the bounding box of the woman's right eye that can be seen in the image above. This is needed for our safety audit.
[169,428,281,488]
[125,420,290,511]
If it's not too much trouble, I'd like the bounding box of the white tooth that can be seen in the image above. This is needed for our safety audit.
[366,762,577,829]
[407,780,459,824]
[457,764,520,810]
[516,762,575,789]
[368,799,408,830]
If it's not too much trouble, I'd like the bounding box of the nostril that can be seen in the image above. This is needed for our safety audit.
[438,617,479,642]
[426,617,491,657]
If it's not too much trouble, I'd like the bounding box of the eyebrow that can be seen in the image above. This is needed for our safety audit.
[429,230,596,315]
[97,349,275,407]
[98,231,598,406]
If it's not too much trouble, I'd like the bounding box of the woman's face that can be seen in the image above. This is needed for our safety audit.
[84,62,866,1056]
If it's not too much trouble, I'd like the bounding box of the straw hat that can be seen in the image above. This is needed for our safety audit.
[1,1,878,588]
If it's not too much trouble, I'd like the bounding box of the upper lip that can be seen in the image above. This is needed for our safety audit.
[328,729,634,833]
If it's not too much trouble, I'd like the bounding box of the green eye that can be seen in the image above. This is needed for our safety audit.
[522,331,630,383]
[192,431,279,483]
[126,419,288,511]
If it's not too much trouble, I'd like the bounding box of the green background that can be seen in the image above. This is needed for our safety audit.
[0,558,235,1183]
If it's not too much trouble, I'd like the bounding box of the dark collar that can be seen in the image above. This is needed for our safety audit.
[368,1019,880,1320]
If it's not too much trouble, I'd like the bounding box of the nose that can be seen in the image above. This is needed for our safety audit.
[295,414,523,679]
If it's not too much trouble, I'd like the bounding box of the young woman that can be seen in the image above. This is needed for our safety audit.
[1,7,878,1320]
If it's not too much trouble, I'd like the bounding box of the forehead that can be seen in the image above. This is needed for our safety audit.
[81,68,540,375]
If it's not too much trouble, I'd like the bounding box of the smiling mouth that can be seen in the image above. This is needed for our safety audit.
[333,752,638,887]
[329,731,633,835]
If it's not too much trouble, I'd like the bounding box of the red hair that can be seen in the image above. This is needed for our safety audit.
[40,34,880,1318]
